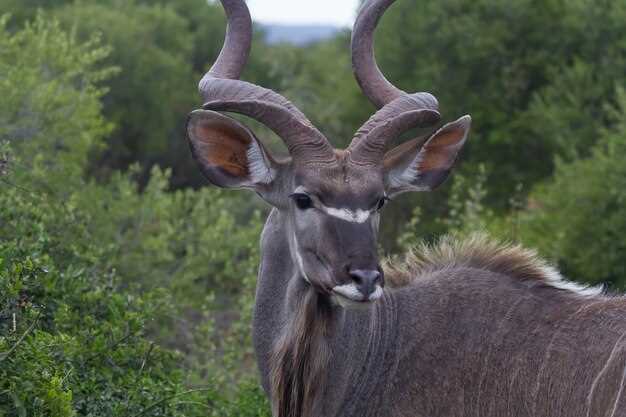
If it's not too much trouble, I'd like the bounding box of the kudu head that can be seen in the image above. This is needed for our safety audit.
[187,0,471,306]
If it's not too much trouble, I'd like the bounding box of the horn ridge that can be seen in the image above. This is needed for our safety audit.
[197,0,335,165]
[351,0,404,109]
[349,0,443,165]
[205,0,252,81]
[348,94,440,166]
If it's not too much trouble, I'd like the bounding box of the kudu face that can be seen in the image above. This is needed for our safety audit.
[287,163,386,303]
[186,0,471,306]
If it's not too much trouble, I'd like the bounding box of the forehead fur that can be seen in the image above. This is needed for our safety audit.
[294,162,384,207]
[384,234,604,298]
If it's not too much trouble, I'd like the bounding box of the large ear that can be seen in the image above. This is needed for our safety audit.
[383,115,471,197]
[186,109,277,190]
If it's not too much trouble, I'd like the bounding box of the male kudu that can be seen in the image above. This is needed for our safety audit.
[186,0,626,416]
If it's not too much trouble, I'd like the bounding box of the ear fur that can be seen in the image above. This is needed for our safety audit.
[383,115,471,196]
[186,109,277,189]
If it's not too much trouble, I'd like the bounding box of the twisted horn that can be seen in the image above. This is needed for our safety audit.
[206,0,251,80]
[198,0,335,164]
[348,0,440,165]
[349,95,440,166]
[351,0,403,109]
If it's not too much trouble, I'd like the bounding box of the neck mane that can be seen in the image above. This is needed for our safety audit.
[385,234,603,298]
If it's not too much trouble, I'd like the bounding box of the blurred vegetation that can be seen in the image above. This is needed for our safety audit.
[0,0,625,414]
[0,14,267,416]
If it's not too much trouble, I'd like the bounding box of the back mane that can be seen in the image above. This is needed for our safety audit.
[385,234,603,297]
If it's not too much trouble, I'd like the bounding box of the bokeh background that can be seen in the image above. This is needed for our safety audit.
[1,0,625,415]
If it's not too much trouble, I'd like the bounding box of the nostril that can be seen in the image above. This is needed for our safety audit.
[350,273,363,285]
[349,269,381,297]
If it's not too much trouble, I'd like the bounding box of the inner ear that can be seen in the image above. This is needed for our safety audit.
[187,109,276,189]
[194,116,250,177]
[383,115,471,196]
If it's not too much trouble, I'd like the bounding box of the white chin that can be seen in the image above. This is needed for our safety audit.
[331,284,383,308]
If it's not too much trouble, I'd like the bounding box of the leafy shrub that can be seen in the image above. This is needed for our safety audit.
[519,88,626,289]
[0,14,114,184]
[0,16,269,416]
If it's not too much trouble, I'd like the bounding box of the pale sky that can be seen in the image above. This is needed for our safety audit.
[246,0,360,27]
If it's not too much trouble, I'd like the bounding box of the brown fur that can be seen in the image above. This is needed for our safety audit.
[385,233,590,290]
[270,289,334,417]
[193,120,251,177]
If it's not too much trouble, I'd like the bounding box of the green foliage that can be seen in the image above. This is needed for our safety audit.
[398,164,504,249]
[276,33,360,144]
[1,149,267,415]
[519,88,626,289]
[134,0,231,74]
[54,2,196,174]
[436,164,495,237]
[0,19,269,416]
[0,216,182,416]
[370,0,626,201]
[0,14,114,183]
[0,0,72,26]
[206,380,271,417]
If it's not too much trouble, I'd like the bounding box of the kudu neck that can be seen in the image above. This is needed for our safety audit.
[253,208,402,417]
[253,208,303,393]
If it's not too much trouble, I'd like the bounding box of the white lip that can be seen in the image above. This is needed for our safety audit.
[332,283,384,303]
[368,285,383,301]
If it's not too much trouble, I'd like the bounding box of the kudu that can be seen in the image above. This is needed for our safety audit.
[186,1,626,416]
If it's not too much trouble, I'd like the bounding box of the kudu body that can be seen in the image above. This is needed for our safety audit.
[186,1,626,416]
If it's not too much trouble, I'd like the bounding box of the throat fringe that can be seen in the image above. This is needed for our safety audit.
[270,289,334,417]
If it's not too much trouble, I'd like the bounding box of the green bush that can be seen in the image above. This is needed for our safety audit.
[0,213,184,416]
[1,150,268,417]
[0,14,114,185]
[54,1,196,174]
[519,88,626,289]
[0,16,269,416]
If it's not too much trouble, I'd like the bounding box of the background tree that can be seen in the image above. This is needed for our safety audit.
[519,88,626,289]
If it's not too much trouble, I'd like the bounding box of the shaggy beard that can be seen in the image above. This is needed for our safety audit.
[270,288,335,417]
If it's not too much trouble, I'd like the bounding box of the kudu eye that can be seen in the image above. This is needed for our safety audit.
[290,193,313,210]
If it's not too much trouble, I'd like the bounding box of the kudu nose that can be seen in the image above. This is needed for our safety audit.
[349,269,381,298]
